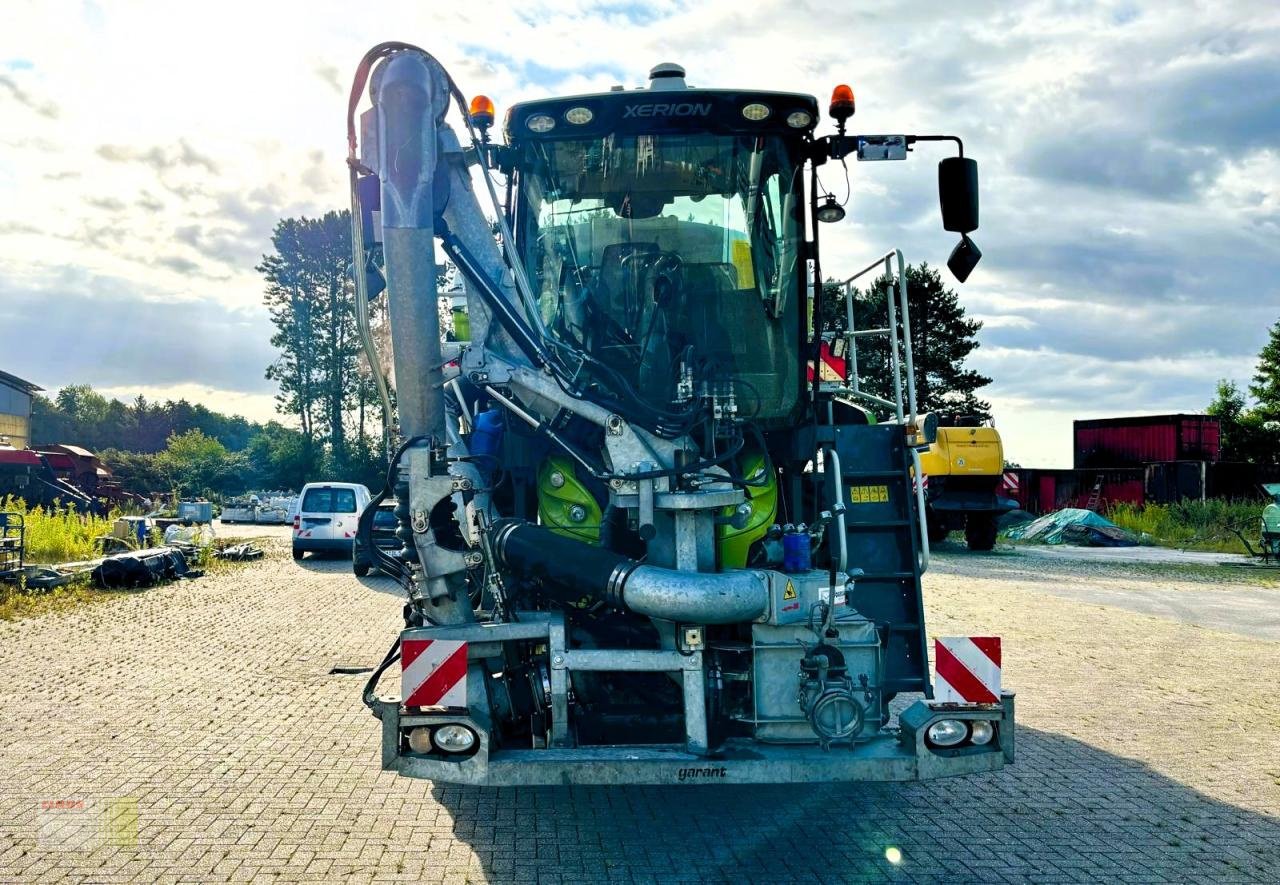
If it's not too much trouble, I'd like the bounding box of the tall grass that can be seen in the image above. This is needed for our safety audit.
[1,495,117,564]
[1107,499,1262,554]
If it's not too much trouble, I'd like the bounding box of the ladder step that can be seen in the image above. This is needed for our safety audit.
[845,520,913,527]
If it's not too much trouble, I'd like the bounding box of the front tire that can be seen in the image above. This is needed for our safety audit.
[965,513,998,551]
[353,559,371,577]
[292,546,303,560]
[926,512,950,545]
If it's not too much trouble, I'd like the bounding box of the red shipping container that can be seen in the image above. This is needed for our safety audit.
[1074,414,1219,468]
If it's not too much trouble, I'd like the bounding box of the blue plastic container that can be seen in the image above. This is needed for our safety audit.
[782,529,811,573]
[471,408,505,469]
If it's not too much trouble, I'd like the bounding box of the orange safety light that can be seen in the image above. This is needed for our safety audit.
[469,94,496,131]
[829,85,855,125]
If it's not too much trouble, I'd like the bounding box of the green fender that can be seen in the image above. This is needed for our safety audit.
[537,456,602,543]
[717,450,778,568]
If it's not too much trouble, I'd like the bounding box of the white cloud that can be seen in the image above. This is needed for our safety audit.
[1,0,1278,464]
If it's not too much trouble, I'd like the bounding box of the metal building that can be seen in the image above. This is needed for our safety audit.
[1073,414,1220,468]
[0,370,42,450]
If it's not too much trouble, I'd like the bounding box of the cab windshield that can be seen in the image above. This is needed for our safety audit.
[516,133,803,422]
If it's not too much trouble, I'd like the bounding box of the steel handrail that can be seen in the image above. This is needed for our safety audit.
[836,249,917,429]
[834,249,929,571]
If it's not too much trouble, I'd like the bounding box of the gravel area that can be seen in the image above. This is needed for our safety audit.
[1,541,1277,883]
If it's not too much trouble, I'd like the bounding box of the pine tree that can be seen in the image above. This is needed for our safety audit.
[820,262,993,421]
[259,212,362,474]
[1250,319,1280,420]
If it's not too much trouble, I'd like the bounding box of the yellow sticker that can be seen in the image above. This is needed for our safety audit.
[104,798,139,847]
[783,581,797,600]
[849,485,889,504]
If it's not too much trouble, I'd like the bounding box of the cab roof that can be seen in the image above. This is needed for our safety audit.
[504,63,818,140]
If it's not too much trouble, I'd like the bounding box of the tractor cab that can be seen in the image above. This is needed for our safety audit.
[501,65,815,427]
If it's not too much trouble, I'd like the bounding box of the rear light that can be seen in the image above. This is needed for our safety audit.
[407,727,433,754]
[969,720,995,745]
[293,515,300,530]
[925,719,967,747]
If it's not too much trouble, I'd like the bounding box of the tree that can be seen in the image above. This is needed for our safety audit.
[99,448,167,494]
[1251,319,1280,420]
[157,430,233,497]
[1209,378,1280,465]
[242,422,311,491]
[259,212,366,475]
[820,262,992,421]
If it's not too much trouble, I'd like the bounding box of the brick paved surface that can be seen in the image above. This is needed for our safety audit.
[2,545,1278,883]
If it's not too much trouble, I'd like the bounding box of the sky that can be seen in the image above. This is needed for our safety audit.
[1,0,1278,466]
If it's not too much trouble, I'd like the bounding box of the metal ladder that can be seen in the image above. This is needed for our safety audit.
[0,512,24,580]
[820,249,930,570]
[829,423,932,696]
[1085,476,1104,512]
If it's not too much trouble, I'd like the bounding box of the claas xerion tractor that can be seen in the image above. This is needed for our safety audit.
[346,42,1013,785]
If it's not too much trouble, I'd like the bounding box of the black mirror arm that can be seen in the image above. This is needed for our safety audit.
[905,135,964,157]
[817,134,966,163]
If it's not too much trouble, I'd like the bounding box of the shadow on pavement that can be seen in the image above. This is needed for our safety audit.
[428,727,1280,882]
[290,554,405,597]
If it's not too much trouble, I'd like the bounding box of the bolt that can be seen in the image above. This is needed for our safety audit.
[549,471,566,489]
[568,504,587,523]
[552,655,564,665]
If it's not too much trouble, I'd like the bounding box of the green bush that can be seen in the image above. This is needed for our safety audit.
[1107,499,1262,554]
[1,496,117,564]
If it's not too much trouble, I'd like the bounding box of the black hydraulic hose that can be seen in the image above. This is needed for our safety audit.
[357,435,428,591]
[362,635,402,719]
[438,229,551,369]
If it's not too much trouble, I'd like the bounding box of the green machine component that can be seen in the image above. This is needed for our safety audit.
[448,292,470,342]
[537,456,602,543]
[1263,483,1280,559]
[717,450,778,568]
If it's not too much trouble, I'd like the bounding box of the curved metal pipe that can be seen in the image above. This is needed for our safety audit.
[619,565,768,625]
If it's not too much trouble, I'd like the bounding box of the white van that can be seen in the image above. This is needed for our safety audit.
[292,482,372,560]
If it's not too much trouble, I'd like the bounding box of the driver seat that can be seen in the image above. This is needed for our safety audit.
[596,242,659,327]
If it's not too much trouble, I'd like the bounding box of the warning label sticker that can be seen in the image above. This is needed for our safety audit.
[782,581,797,600]
[849,485,889,504]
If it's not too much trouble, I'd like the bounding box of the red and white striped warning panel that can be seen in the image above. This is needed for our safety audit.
[934,637,1001,705]
[1002,471,1020,495]
[401,639,468,708]
[805,341,849,383]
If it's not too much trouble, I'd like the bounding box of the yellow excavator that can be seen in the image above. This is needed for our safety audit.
[918,419,1015,551]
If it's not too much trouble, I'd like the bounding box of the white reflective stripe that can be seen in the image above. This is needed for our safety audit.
[934,672,961,703]
[435,674,466,707]
[939,636,1001,696]
[401,640,466,703]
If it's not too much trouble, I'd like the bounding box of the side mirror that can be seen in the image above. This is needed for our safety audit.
[938,156,979,233]
[947,234,982,283]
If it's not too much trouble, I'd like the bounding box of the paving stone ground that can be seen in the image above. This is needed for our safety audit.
[1,541,1277,883]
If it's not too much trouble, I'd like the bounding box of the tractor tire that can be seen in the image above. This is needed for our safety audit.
[292,546,303,561]
[927,515,950,545]
[965,513,998,551]
[353,559,371,577]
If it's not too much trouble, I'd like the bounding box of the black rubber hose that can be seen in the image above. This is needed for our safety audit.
[491,519,633,599]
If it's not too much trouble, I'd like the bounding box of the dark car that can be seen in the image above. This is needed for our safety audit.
[353,501,401,576]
